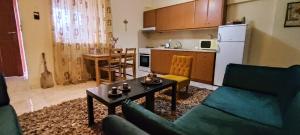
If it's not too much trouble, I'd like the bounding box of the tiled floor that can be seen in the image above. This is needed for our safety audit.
[6,70,217,115]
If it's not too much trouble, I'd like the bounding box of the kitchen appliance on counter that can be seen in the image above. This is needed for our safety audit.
[138,48,151,72]
[214,24,250,86]
[196,39,218,50]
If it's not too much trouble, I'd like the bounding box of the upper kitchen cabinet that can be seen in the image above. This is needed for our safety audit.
[143,10,156,28]
[206,0,226,27]
[195,0,225,28]
[151,0,226,31]
[156,7,170,31]
[156,2,195,31]
[195,0,209,28]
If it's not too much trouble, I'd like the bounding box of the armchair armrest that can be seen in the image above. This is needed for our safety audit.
[102,115,149,135]
[0,73,9,106]
[223,64,288,95]
[122,100,186,135]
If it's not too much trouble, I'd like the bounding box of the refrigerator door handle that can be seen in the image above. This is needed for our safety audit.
[217,33,222,42]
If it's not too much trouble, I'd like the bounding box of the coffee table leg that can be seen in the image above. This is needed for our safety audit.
[171,84,177,111]
[87,95,94,127]
[108,105,116,115]
[146,93,155,112]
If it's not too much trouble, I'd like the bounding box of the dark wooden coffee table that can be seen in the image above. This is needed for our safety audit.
[86,77,177,127]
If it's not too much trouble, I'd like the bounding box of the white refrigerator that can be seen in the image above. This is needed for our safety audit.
[214,24,249,86]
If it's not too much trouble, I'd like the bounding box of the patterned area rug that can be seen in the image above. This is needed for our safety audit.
[18,86,212,135]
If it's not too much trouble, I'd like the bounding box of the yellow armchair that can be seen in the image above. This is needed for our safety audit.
[161,55,193,92]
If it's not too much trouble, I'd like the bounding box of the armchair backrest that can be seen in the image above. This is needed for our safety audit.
[169,55,193,78]
[0,73,10,106]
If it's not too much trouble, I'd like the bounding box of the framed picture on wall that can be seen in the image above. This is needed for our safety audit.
[284,2,300,27]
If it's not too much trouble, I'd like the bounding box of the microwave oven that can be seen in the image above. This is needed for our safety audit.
[198,40,218,50]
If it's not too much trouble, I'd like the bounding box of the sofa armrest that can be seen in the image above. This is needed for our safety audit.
[122,100,186,135]
[102,115,149,135]
[223,64,288,95]
[0,73,9,106]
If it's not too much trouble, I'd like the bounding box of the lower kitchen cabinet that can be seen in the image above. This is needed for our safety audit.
[151,49,215,84]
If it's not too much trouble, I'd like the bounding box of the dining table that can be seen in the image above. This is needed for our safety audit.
[82,53,135,85]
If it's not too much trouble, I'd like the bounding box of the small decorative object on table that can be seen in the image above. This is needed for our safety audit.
[108,86,122,97]
[141,73,163,85]
[119,83,131,93]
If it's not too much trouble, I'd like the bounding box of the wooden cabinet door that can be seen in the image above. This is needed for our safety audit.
[143,10,156,28]
[192,52,215,84]
[195,0,209,28]
[156,8,170,31]
[183,2,195,29]
[207,0,225,27]
[151,50,172,74]
[169,4,185,30]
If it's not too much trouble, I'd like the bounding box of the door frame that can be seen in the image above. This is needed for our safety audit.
[11,0,28,78]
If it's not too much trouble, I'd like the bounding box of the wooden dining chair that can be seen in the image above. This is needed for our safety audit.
[122,48,137,79]
[99,48,123,83]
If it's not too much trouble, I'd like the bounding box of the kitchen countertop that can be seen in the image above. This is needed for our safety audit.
[151,48,216,53]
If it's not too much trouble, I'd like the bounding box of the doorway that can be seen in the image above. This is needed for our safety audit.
[0,0,26,77]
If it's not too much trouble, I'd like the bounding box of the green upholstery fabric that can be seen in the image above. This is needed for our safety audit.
[0,74,10,106]
[101,64,300,135]
[223,64,300,115]
[0,105,22,135]
[282,92,300,135]
[278,65,300,115]
[102,115,149,135]
[203,86,282,128]
[223,64,288,95]
[174,105,280,135]
[122,101,186,135]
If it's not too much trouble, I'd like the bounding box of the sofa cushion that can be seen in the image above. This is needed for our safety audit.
[0,74,10,106]
[0,105,22,135]
[174,105,280,135]
[203,86,282,128]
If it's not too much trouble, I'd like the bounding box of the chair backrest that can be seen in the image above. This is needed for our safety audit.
[108,48,123,65]
[124,48,136,63]
[169,55,193,78]
[0,73,10,106]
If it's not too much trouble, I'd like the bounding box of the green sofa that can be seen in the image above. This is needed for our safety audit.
[102,64,300,135]
[0,74,22,135]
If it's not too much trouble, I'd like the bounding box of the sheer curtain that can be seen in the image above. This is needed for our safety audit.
[51,0,113,85]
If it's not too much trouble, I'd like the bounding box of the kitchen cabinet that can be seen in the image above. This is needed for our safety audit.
[195,0,225,28]
[148,0,225,31]
[156,2,195,31]
[151,49,215,84]
[143,10,156,28]
[156,8,170,31]
[206,0,226,27]
[151,50,173,74]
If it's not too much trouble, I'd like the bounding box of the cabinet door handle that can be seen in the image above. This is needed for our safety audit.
[8,32,17,34]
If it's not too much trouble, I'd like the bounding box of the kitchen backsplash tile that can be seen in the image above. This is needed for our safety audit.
[140,29,218,50]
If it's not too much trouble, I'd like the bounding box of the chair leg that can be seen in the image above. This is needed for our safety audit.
[185,86,189,93]
[108,69,112,83]
[123,66,127,80]
[133,65,136,79]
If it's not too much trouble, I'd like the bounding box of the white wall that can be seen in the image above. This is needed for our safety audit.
[18,0,54,88]
[111,0,151,49]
